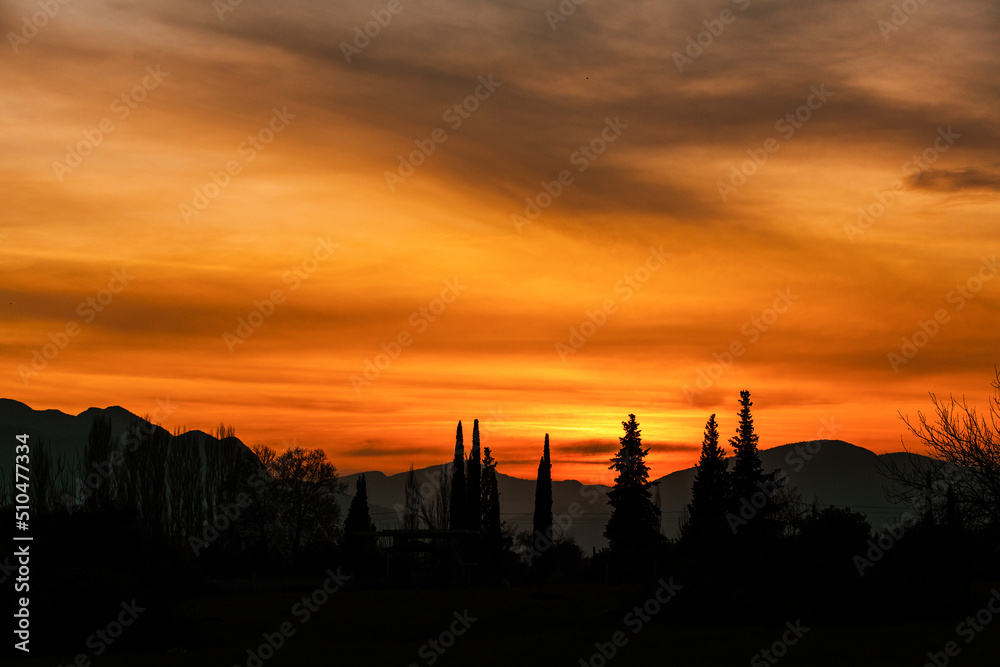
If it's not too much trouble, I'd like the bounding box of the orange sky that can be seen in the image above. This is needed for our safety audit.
[2,0,999,484]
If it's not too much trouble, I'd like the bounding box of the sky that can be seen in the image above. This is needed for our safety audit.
[2,0,999,484]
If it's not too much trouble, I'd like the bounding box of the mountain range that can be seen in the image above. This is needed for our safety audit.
[1,399,926,552]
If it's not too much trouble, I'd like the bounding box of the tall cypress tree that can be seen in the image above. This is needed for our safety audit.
[467,419,482,531]
[481,447,504,567]
[344,474,377,570]
[684,414,730,543]
[605,414,661,557]
[729,391,763,501]
[532,434,553,555]
[450,421,466,530]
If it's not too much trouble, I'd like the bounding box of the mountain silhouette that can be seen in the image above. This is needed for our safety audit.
[2,399,928,553]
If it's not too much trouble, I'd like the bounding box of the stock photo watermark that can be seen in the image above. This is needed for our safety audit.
[750,620,809,667]
[878,0,933,39]
[17,268,135,385]
[351,278,467,394]
[7,0,72,53]
[52,65,169,181]
[921,589,1000,667]
[223,236,338,351]
[887,256,997,373]
[844,127,959,242]
[408,610,477,666]
[682,288,799,403]
[234,568,350,667]
[578,578,682,666]
[672,0,751,73]
[717,85,833,202]
[341,0,412,63]
[555,246,670,362]
[180,107,295,222]
[385,75,502,192]
[512,116,628,233]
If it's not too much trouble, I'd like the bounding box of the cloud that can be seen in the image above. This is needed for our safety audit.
[561,439,699,455]
[910,164,1000,192]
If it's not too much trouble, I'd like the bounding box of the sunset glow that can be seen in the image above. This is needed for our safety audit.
[4,0,999,484]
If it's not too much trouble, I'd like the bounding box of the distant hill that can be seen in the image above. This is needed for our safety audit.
[2,399,930,553]
[344,439,931,553]
[0,398,259,502]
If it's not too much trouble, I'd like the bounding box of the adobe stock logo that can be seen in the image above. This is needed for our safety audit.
[556,246,670,361]
[351,278,467,394]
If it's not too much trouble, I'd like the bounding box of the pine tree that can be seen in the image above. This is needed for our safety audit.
[450,421,466,530]
[532,433,553,556]
[467,419,482,531]
[685,414,730,543]
[605,414,661,557]
[730,390,764,501]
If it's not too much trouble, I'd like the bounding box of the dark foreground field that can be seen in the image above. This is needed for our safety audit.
[20,583,1000,667]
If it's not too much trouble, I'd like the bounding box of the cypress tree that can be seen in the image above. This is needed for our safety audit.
[450,421,466,530]
[467,419,482,531]
[481,447,504,567]
[605,414,661,557]
[532,434,553,556]
[344,474,377,569]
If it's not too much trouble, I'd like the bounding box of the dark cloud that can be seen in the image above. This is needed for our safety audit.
[910,164,1000,192]
[342,441,444,458]
[560,439,699,455]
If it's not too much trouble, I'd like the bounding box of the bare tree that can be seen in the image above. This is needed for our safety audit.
[403,464,422,530]
[879,368,1000,531]
[270,446,347,552]
[28,438,70,515]
[418,465,451,530]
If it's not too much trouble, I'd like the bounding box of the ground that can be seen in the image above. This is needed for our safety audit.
[20,583,1000,666]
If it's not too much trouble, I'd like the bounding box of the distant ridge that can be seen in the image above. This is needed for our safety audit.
[2,399,930,552]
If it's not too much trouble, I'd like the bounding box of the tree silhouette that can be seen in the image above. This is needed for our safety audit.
[344,473,378,571]
[683,414,730,544]
[922,470,936,527]
[82,413,113,512]
[532,433,553,557]
[945,484,963,532]
[467,419,482,531]
[605,415,661,560]
[730,390,764,501]
[403,464,421,530]
[270,446,346,553]
[419,464,451,530]
[880,369,1000,533]
[450,421,466,530]
[246,443,278,551]
[481,446,507,570]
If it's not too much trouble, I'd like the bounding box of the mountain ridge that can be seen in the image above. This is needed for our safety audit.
[2,399,929,553]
